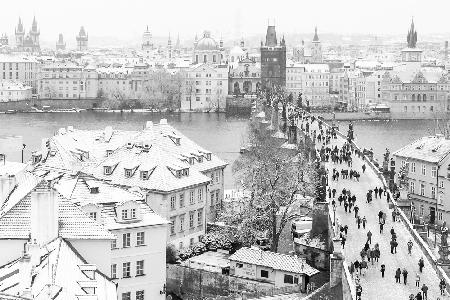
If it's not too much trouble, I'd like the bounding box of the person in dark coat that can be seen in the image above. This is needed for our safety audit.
[357,216,362,229]
[416,292,423,300]
[367,230,372,244]
[362,164,366,173]
[421,283,428,299]
[392,210,396,222]
[395,268,401,283]
[378,187,383,198]
[349,262,355,277]
[419,257,425,273]
[344,225,348,235]
[344,201,348,212]
[341,236,346,249]
[402,268,408,284]
[393,240,398,253]
[362,216,367,229]
[332,188,336,198]
[439,278,446,295]
[390,227,395,236]
[354,260,360,274]
[374,187,379,197]
[390,240,395,254]
[354,205,359,218]
[380,264,386,277]
[379,222,384,234]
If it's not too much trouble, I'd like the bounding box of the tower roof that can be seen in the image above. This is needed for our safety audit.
[31,16,38,32]
[16,17,24,33]
[407,18,418,48]
[265,25,277,47]
[313,27,319,42]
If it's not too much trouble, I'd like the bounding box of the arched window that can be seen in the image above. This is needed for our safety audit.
[423,94,426,101]
[417,94,421,101]
[203,55,207,63]
[233,82,240,95]
[195,55,198,64]
[213,55,216,63]
[412,94,416,101]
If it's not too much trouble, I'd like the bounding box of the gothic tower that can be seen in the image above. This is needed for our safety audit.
[15,18,25,48]
[30,16,40,47]
[260,23,286,90]
[311,27,322,63]
[56,33,66,50]
[167,33,172,59]
[76,26,88,51]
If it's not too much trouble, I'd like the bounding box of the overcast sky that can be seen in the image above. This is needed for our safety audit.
[2,0,450,43]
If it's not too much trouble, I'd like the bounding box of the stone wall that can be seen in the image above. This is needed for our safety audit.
[0,98,104,112]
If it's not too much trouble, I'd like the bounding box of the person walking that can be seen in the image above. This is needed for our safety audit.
[390,239,395,254]
[362,164,366,173]
[421,283,428,300]
[392,210,396,222]
[354,205,359,218]
[367,230,372,244]
[378,187,383,198]
[407,240,413,255]
[378,210,384,223]
[341,235,346,249]
[439,278,446,296]
[379,221,384,234]
[416,292,423,300]
[402,268,408,285]
[395,268,401,283]
[419,257,425,273]
[344,225,348,235]
[332,188,336,198]
[415,272,420,288]
[362,216,367,229]
[380,264,385,278]
[344,201,348,213]
[393,239,398,253]
[349,262,355,278]
[354,260,360,275]
[357,216,362,229]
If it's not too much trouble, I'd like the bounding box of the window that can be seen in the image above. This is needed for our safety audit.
[198,188,203,202]
[179,193,185,207]
[136,291,144,300]
[123,233,131,248]
[421,164,426,176]
[190,191,195,205]
[198,209,203,225]
[104,166,112,175]
[170,196,176,210]
[137,232,145,246]
[261,270,269,278]
[440,181,444,189]
[420,204,424,216]
[170,217,176,235]
[131,208,136,219]
[410,181,415,194]
[284,274,294,284]
[210,191,215,205]
[125,169,132,178]
[431,186,436,199]
[179,214,185,232]
[439,212,443,221]
[411,162,416,173]
[122,292,131,300]
[432,166,437,178]
[111,239,117,250]
[190,237,194,247]
[189,211,194,228]
[439,194,443,205]
[89,212,97,220]
[294,277,299,284]
[122,262,131,278]
[122,209,129,220]
[420,183,425,196]
[236,263,243,268]
[215,171,220,183]
[140,171,149,180]
[111,264,117,279]
[136,260,144,276]
[216,190,220,204]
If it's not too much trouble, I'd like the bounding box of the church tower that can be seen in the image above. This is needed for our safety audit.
[30,16,40,48]
[56,33,66,50]
[167,33,172,59]
[401,18,422,64]
[260,22,286,90]
[15,18,25,48]
[311,27,322,63]
[76,26,88,51]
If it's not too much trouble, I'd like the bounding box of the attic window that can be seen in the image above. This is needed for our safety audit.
[189,158,195,165]
[90,187,99,194]
[125,168,133,178]
[143,143,151,152]
[176,170,182,178]
[140,171,149,180]
[198,156,203,163]
[104,166,112,175]
[182,168,189,176]
[89,212,97,220]
[206,153,212,161]
[106,150,113,157]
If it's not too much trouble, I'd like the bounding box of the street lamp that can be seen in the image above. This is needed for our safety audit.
[333,204,337,226]
[21,144,26,163]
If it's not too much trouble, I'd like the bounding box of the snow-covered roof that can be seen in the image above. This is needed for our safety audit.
[393,135,450,164]
[229,247,319,276]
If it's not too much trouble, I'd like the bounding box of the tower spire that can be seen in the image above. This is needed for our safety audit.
[313,26,319,42]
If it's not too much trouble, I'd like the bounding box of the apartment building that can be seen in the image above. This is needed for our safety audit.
[0,54,38,93]
[0,80,32,102]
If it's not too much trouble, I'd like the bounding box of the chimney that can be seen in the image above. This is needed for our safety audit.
[0,174,17,208]
[31,181,59,246]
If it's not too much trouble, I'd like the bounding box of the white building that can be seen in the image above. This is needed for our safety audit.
[229,247,319,291]
[40,120,227,250]
[55,175,169,300]
[393,135,450,226]
[0,54,38,93]
[181,63,228,112]
[0,80,32,102]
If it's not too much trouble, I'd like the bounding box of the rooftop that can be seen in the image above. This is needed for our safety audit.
[229,247,319,276]
[393,135,450,163]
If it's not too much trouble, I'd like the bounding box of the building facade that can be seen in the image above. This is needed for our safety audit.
[311,27,323,64]
[15,17,40,53]
[0,55,38,93]
[260,25,286,90]
[193,31,224,65]
[0,80,32,102]
[228,56,261,96]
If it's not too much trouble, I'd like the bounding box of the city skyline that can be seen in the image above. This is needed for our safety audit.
[2,0,450,47]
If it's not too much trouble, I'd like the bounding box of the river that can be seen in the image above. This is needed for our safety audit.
[0,112,250,189]
[0,112,442,188]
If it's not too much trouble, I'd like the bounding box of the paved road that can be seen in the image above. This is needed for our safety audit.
[309,119,448,300]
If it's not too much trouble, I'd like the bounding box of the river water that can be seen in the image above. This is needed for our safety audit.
[0,112,250,189]
[0,112,441,188]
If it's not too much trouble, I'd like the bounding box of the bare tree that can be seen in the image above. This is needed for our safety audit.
[219,121,317,252]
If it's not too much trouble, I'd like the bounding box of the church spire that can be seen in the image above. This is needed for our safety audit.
[313,26,319,42]
[407,17,417,48]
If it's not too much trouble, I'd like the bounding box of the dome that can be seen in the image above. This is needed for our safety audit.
[196,31,218,51]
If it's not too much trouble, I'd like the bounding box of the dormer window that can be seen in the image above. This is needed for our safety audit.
[176,170,182,178]
[104,166,112,175]
[189,158,194,165]
[125,168,133,178]
[131,208,136,219]
[206,153,212,161]
[106,150,113,157]
[140,171,149,180]
[198,156,203,163]
[183,168,189,176]
[90,187,99,194]
[122,209,129,220]
[89,212,97,221]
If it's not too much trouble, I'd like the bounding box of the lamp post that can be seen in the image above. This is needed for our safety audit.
[333,204,337,226]
[21,143,26,163]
